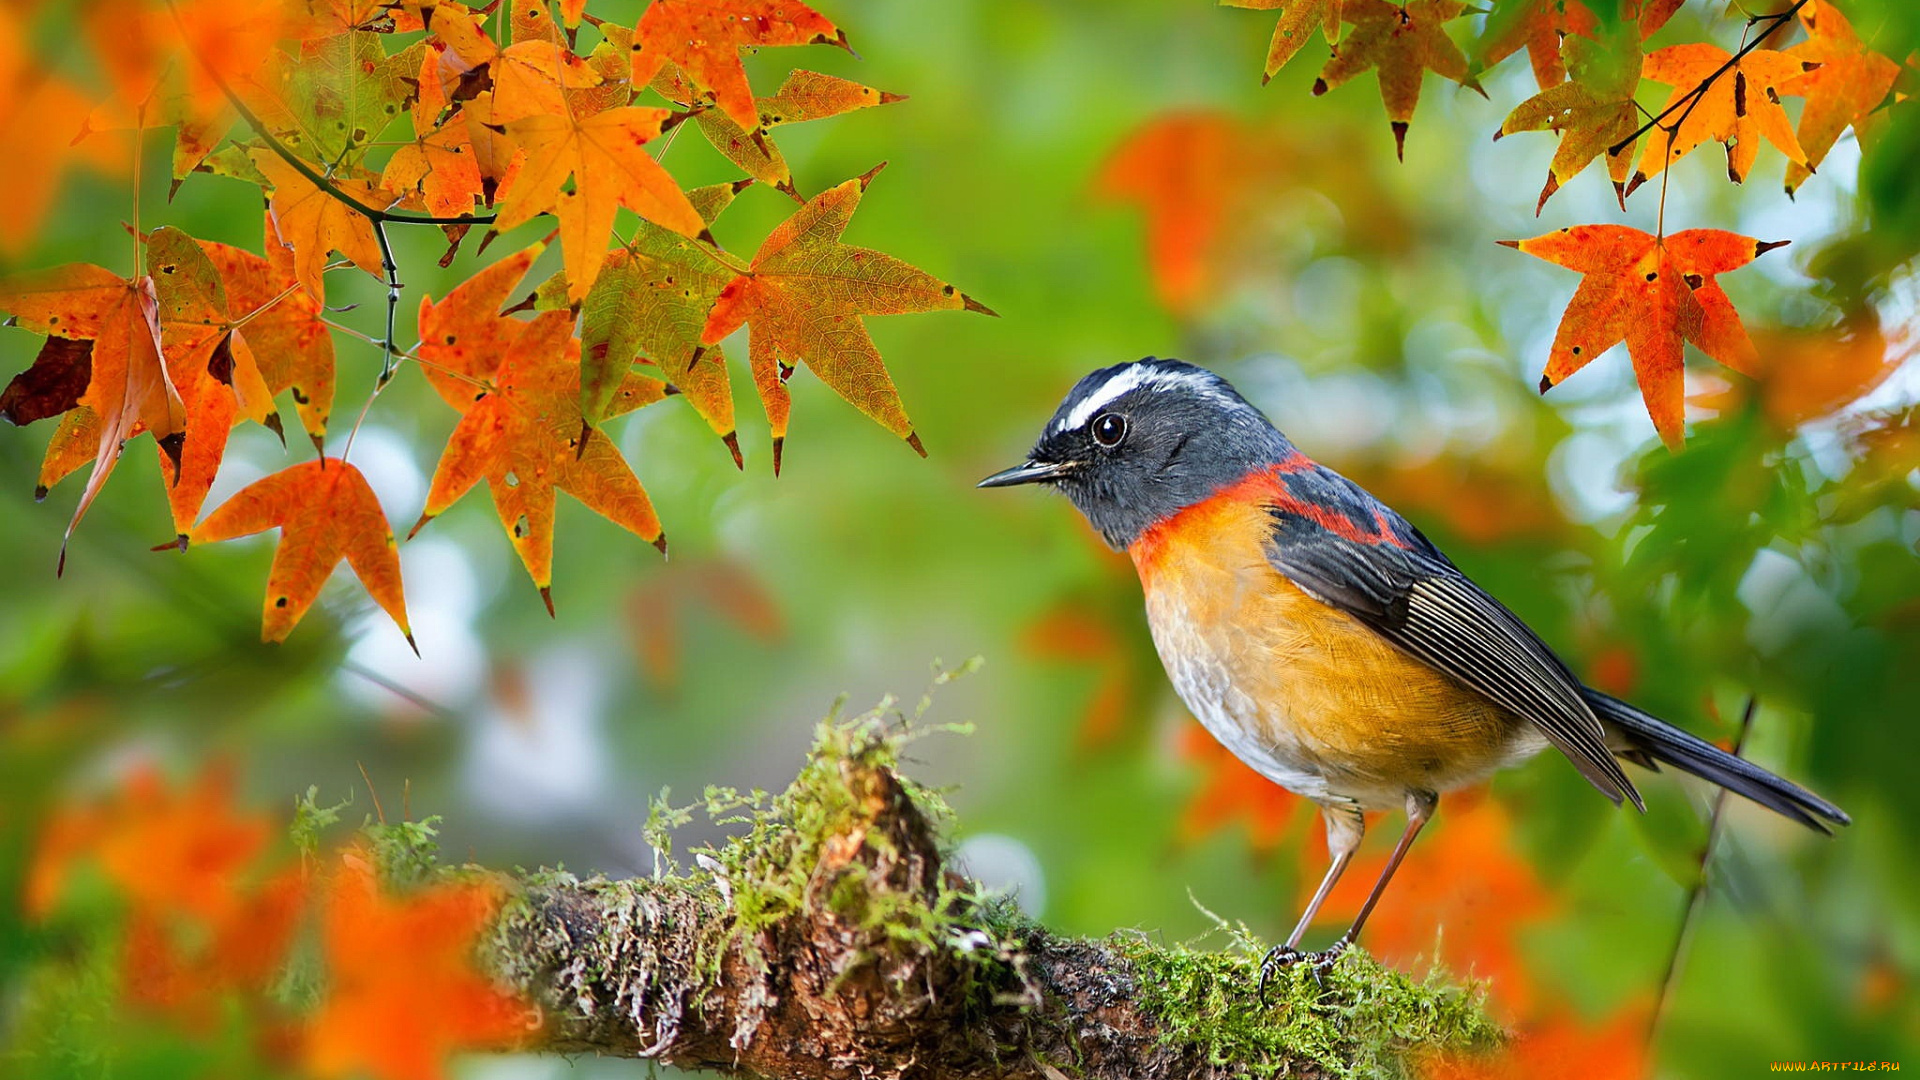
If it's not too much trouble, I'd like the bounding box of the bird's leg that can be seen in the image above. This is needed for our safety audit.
[1259,802,1364,999]
[1303,789,1438,978]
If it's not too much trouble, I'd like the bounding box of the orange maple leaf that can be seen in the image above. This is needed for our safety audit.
[1502,225,1786,449]
[1478,0,1597,91]
[1781,0,1901,196]
[189,458,413,645]
[1312,0,1484,160]
[252,151,395,303]
[1223,0,1343,84]
[426,2,599,126]
[146,226,284,538]
[699,164,994,473]
[305,850,527,1080]
[411,310,669,613]
[0,262,185,567]
[629,0,848,133]
[416,246,547,414]
[199,213,337,444]
[1630,44,1813,193]
[382,49,485,219]
[1496,22,1643,211]
[494,106,703,301]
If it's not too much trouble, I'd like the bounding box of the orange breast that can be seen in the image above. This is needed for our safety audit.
[1128,481,1535,808]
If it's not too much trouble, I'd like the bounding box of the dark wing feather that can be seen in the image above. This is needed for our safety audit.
[1261,469,1643,810]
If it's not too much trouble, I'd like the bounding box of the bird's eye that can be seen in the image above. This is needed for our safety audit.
[1091,412,1127,447]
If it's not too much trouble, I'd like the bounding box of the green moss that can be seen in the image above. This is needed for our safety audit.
[1115,922,1502,1079]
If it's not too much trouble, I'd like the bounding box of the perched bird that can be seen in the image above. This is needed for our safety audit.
[981,359,1848,984]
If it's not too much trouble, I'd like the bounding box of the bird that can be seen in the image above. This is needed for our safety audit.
[979,358,1849,987]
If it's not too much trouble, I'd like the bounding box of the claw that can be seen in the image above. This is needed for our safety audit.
[1258,938,1352,998]
[1256,944,1304,1001]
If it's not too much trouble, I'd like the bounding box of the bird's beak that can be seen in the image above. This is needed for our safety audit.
[977,459,1073,488]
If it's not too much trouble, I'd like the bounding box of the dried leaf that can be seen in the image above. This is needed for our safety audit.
[1313,0,1483,160]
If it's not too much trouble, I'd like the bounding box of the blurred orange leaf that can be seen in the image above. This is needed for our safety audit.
[1693,317,1900,429]
[1177,725,1305,857]
[1423,996,1650,1079]
[306,850,527,1080]
[1312,800,1553,1015]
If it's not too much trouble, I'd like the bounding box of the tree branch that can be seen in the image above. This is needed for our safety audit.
[1608,0,1808,159]
[485,712,1500,1079]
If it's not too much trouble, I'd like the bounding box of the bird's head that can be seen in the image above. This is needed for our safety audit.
[979,359,1292,548]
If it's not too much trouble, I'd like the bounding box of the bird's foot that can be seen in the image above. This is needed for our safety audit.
[1256,937,1353,999]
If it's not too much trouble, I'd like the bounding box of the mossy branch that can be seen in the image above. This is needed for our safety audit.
[484,684,1500,1079]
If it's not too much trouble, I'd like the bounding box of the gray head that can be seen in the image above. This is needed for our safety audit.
[979,359,1291,548]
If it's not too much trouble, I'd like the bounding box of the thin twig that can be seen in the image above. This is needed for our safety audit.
[1646,695,1759,1049]
[1608,1,1808,159]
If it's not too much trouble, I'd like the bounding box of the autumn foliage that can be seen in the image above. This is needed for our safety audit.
[0,0,990,642]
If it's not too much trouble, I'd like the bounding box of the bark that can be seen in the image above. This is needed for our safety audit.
[486,720,1498,1079]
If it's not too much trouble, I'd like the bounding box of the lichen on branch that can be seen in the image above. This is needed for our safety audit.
[487,670,1501,1078]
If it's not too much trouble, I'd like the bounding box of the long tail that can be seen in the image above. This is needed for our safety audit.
[1584,689,1851,834]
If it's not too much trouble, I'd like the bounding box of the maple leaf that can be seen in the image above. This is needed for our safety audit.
[305,850,526,1080]
[494,106,704,301]
[656,65,905,198]
[1222,0,1343,84]
[629,0,849,133]
[1781,0,1900,197]
[0,262,185,568]
[189,458,413,645]
[28,764,270,926]
[147,226,284,538]
[383,49,485,218]
[1502,225,1787,448]
[1476,0,1597,91]
[199,213,338,443]
[426,3,600,126]
[252,150,395,303]
[1630,43,1813,193]
[1629,0,1684,40]
[417,246,547,413]
[580,181,751,460]
[248,32,425,170]
[700,165,995,473]
[1312,0,1484,161]
[412,311,669,613]
[1497,25,1644,211]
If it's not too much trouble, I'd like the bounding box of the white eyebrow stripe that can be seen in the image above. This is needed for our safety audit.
[1054,365,1233,433]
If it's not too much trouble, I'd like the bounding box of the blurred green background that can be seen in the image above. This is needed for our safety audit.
[3,0,1917,1076]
